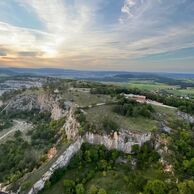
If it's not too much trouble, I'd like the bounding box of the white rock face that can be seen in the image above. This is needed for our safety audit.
[0,100,3,107]
[64,106,80,140]
[161,123,172,133]
[4,93,64,120]
[28,138,83,194]
[177,111,194,123]
[28,129,151,194]
[84,130,151,153]
[26,104,152,194]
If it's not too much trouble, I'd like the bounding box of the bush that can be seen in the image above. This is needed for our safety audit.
[97,188,107,194]
[144,179,167,194]
[88,185,98,194]
[64,179,75,194]
[75,183,85,194]
[102,117,119,133]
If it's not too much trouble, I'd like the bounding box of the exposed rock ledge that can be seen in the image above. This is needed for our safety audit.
[28,138,83,194]
[177,111,194,123]
[28,130,151,194]
[84,130,151,153]
[3,93,65,120]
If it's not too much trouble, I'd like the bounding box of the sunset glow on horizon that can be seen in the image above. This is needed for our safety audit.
[0,0,194,72]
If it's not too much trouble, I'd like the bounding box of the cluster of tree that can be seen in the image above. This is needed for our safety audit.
[30,118,65,150]
[5,109,51,124]
[168,127,194,180]
[102,117,119,133]
[0,134,37,183]
[39,142,164,194]
[113,97,154,118]
[132,142,160,169]
[0,89,25,102]
[39,143,125,193]
[75,109,90,134]
[0,114,65,185]
[63,180,107,194]
[0,112,13,131]
[90,85,129,96]
[91,85,194,115]
[38,130,194,194]
[144,92,194,115]
[71,80,98,89]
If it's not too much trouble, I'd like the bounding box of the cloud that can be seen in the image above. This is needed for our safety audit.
[0,50,6,56]
[18,51,43,57]
[0,21,53,53]
[0,0,194,71]
[121,0,136,17]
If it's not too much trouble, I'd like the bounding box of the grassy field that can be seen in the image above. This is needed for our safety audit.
[168,88,194,97]
[85,105,159,132]
[62,90,113,107]
[104,80,178,91]
[127,80,177,91]
[104,79,194,98]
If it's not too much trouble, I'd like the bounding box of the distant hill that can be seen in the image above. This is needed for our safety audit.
[0,67,193,80]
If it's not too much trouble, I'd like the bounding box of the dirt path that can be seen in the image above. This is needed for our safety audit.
[146,100,176,109]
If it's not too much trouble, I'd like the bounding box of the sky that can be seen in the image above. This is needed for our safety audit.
[0,0,194,72]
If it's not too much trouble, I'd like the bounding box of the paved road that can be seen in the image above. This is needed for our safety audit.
[0,120,32,141]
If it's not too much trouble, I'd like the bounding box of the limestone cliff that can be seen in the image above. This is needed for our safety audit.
[28,130,151,194]
[64,105,80,140]
[28,138,83,194]
[21,102,151,194]
[4,93,64,120]
[84,130,151,153]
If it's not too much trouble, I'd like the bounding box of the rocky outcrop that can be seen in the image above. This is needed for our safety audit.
[84,130,151,153]
[4,94,39,112]
[64,105,80,140]
[177,111,194,123]
[28,129,151,194]
[0,100,3,107]
[25,101,152,194]
[28,138,83,194]
[160,123,172,133]
[4,93,64,120]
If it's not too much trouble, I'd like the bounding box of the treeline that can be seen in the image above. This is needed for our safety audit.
[91,85,194,115]
[113,97,154,118]
[29,118,65,150]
